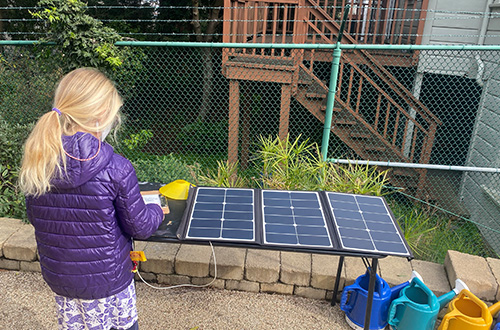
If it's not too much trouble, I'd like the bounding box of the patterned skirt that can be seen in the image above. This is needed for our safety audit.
[54,280,138,330]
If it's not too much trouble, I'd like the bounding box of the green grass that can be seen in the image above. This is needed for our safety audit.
[390,198,497,263]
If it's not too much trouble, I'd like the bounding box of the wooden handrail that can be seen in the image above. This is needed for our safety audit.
[304,6,441,125]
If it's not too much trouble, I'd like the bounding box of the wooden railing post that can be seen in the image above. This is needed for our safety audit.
[296,0,308,44]
[228,80,240,164]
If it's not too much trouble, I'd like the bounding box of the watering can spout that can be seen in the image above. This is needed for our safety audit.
[410,270,423,283]
[437,279,469,310]
[489,301,500,319]
[452,279,469,295]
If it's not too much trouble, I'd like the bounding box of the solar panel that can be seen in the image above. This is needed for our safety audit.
[327,192,409,256]
[262,190,333,248]
[185,187,256,242]
[180,187,410,257]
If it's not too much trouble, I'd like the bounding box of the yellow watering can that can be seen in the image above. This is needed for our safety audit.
[438,289,500,330]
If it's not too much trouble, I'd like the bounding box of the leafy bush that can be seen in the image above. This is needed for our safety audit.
[177,120,228,152]
[132,154,199,185]
[31,0,145,95]
[32,0,125,70]
[116,129,154,160]
[256,134,319,191]
[0,118,34,220]
[317,161,390,196]
[0,48,61,126]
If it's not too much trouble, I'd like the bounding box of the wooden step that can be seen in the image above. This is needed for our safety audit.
[334,119,357,125]
[306,92,327,99]
[364,146,386,152]
[320,105,342,112]
[349,132,371,139]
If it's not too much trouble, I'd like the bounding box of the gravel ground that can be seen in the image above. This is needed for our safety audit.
[0,270,353,330]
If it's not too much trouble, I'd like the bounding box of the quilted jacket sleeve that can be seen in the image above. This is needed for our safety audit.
[114,160,163,239]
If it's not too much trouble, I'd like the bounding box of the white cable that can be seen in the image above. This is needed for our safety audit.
[136,241,218,290]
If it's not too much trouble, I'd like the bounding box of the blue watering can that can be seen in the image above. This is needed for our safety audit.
[387,276,468,330]
[340,269,421,330]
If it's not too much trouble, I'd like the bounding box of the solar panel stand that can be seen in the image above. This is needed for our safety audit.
[331,256,345,306]
[364,258,379,330]
[331,256,381,330]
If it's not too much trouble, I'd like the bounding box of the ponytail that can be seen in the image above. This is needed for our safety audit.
[19,110,66,197]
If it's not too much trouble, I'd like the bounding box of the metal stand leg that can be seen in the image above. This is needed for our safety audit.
[363,258,378,330]
[331,256,344,306]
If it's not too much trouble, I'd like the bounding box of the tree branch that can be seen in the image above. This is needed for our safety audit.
[204,0,224,42]
[191,0,203,42]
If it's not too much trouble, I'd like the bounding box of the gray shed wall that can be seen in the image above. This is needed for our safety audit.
[461,66,500,254]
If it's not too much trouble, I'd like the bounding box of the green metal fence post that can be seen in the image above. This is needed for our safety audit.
[320,43,342,162]
[321,5,349,162]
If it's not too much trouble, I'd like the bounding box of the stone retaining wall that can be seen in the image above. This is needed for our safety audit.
[2,217,500,302]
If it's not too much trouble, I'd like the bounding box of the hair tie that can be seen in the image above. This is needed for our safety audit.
[52,107,61,116]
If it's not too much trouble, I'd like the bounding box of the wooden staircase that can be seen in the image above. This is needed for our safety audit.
[222,0,441,194]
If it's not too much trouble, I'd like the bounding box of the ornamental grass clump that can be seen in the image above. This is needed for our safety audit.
[198,160,247,188]
[317,161,390,196]
[255,134,390,196]
[256,135,320,191]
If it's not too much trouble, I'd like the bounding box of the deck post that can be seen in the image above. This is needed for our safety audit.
[279,84,292,141]
[241,82,251,169]
[228,80,240,164]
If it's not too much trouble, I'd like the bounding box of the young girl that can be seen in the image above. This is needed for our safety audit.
[19,68,163,330]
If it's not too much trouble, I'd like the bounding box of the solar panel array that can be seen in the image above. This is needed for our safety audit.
[262,190,333,248]
[182,187,410,257]
[327,192,409,256]
[185,188,256,242]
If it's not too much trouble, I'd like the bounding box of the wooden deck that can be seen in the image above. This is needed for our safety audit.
[221,0,438,194]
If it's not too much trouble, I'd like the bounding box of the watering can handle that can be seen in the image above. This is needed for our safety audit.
[411,276,435,306]
[388,301,405,327]
[340,290,354,313]
[440,309,463,330]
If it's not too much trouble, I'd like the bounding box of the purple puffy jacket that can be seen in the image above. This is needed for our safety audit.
[26,132,163,299]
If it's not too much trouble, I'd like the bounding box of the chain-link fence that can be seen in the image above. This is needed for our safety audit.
[2,42,500,263]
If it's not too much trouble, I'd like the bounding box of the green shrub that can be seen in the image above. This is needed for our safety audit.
[132,154,199,185]
[256,135,320,191]
[0,48,60,126]
[177,120,228,152]
[317,161,390,196]
[32,0,125,71]
[0,118,33,220]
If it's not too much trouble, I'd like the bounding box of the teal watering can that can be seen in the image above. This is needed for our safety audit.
[340,269,422,330]
[388,276,468,330]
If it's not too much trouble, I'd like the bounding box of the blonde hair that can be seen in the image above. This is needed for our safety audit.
[19,68,123,197]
